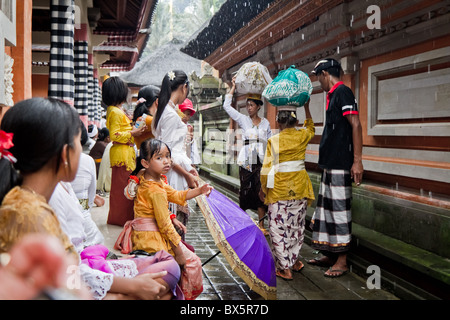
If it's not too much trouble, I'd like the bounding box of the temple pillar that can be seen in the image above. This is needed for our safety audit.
[74,24,89,127]
[48,0,75,107]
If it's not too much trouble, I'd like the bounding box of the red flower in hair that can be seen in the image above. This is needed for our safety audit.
[0,130,16,163]
[0,130,14,150]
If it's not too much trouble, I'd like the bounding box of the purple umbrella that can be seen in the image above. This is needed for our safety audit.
[196,188,277,300]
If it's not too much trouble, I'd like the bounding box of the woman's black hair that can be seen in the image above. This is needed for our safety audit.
[98,128,110,142]
[80,120,88,146]
[102,76,129,107]
[277,110,297,127]
[247,98,263,107]
[133,85,160,122]
[131,139,171,176]
[153,70,189,131]
[0,97,81,202]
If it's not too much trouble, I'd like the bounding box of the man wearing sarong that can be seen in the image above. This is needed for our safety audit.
[309,59,363,277]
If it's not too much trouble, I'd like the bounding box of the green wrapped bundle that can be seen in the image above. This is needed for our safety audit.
[262,65,312,107]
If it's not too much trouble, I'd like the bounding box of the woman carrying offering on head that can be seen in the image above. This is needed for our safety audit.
[224,76,272,235]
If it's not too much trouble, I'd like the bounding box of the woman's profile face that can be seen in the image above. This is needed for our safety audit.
[246,100,260,117]
[64,131,82,182]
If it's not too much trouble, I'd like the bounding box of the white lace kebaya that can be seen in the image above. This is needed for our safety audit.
[50,182,138,300]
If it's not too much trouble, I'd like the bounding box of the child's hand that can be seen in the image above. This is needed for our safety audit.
[200,183,213,197]
[189,168,198,177]
[172,218,187,235]
[186,173,199,188]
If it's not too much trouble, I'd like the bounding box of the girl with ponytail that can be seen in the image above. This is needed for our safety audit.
[132,85,160,149]
[151,70,198,238]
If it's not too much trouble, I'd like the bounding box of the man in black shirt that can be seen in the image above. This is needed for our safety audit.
[308,58,363,277]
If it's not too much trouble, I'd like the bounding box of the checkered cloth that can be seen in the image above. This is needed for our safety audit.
[310,169,353,253]
[93,76,102,125]
[74,40,89,117]
[48,0,75,105]
[87,64,95,123]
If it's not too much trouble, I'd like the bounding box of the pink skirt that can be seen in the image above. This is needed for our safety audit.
[133,250,184,300]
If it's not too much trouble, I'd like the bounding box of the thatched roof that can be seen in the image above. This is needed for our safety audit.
[181,0,276,60]
[119,39,202,87]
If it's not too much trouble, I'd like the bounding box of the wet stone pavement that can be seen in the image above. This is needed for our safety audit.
[93,192,399,301]
[184,200,263,300]
[185,200,398,301]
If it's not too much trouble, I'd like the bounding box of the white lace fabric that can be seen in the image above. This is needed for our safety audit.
[79,259,139,300]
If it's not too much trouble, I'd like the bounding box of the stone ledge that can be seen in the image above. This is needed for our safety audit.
[352,223,450,286]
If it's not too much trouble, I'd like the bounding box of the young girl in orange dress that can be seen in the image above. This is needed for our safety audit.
[115,139,212,267]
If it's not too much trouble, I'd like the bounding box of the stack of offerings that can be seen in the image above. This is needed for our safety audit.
[234,62,272,98]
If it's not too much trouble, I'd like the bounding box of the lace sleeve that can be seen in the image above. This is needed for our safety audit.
[78,264,114,300]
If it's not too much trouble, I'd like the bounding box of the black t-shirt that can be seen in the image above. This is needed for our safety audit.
[318,82,359,170]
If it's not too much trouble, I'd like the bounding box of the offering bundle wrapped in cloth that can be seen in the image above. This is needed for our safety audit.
[234,61,272,95]
[262,65,313,107]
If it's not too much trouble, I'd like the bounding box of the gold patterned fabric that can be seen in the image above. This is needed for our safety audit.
[0,187,78,262]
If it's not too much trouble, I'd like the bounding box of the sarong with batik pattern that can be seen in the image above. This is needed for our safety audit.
[310,169,352,253]
[268,198,308,270]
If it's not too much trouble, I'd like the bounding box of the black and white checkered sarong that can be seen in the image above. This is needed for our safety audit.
[310,169,353,253]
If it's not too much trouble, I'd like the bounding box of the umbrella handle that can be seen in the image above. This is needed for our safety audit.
[259,214,267,223]
[202,251,221,267]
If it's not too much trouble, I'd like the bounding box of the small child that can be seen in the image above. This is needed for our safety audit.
[260,100,315,281]
[116,138,212,268]
[178,98,201,167]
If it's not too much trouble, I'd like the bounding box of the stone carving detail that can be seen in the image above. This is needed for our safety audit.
[4,54,14,106]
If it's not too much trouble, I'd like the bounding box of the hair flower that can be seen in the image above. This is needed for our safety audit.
[167,71,176,81]
[0,130,17,163]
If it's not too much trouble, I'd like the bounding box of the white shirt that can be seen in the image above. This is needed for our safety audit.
[49,182,86,253]
[50,182,139,300]
[223,94,272,171]
[71,153,97,211]
[152,101,192,173]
